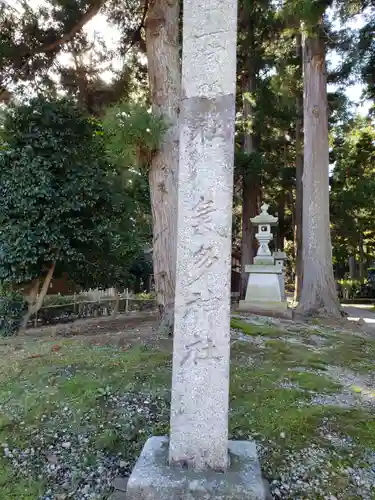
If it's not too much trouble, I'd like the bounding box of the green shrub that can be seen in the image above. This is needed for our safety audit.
[0,284,27,336]
[43,294,91,307]
[337,279,362,299]
[43,294,75,307]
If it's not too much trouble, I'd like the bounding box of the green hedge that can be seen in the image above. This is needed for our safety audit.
[0,285,27,337]
[337,279,362,299]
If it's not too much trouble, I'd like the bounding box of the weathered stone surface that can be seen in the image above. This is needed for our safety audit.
[108,491,127,500]
[245,272,283,302]
[112,477,128,492]
[244,265,283,274]
[126,437,267,500]
[124,0,270,496]
[169,0,238,472]
[273,251,287,300]
[180,2,237,98]
[238,300,291,319]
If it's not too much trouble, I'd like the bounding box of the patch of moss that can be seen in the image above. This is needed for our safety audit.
[287,371,342,393]
[321,336,375,372]
[94,428,122,452]
[230,317,282,337]
[0,344,172,451]
[0,462,44,499]
[230,364,330,447]
[322,408,375,449]
[265,339,328,370]
[230,339,264,362]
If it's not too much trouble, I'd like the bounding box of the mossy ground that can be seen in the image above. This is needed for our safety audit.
[0,317,374,499]
[229,320,374,445]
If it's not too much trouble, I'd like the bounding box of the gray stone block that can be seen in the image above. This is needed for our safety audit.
[126,436,267,500]
[244,264,283,274]
[108,492,127,500]
[113,477,128,491]
[170,0,237,472]
[238,300,291,318]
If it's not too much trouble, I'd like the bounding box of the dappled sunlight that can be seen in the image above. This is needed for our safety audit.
[342,305,375,326]
[351,384,375,401]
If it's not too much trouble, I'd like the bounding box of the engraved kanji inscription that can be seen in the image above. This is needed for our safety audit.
[185,286,222,313]
[186,244,219,286]
[181,335,222,366]
[194,243,218,269]
[191,196,215,235]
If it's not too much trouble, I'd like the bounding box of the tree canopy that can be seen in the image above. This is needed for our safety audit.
[1,0,375,317]
[0,96,124,287]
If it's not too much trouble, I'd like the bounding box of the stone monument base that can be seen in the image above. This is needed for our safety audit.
[238,300,291,318]
[244,265,284,303]
[118,436,268,500]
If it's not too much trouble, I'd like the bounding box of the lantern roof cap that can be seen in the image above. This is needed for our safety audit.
[250,204,278,226]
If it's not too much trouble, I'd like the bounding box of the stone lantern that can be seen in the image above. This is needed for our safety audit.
[273,250,287,301]
[251,204,278,265]
[239,203,289,316]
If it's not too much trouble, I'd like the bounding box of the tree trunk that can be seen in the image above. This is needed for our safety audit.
[297,29,340,316]
[22,263,56,328]
[145,0,180,335]
[276,193,286,251]
[359,234,365,283]
[240,175,259,298]
[23,278,40,328]
[294,30,303,303]
[240,73,259,299]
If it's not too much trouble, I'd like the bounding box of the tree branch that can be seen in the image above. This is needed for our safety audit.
[0,0,104,102]
[122,0,149,54]
[36,1,104,54]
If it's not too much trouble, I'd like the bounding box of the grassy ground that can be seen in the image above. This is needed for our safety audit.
[0,316,374,499]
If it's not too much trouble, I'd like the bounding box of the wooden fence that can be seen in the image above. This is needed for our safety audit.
[28,286,242,328]
[28,290,156,328]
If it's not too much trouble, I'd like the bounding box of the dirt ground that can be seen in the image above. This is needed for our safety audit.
[6,311,171,351]
[10,304,374,354]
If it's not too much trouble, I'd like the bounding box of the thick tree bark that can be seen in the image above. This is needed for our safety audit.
[294,31,303,303]
[145,0,180,334]
[359,234,365,283]
[297,29,341,316]
[23,278,40,326]
[349,254,357,280]
[240,72,260,299]
[240,176,259,298]
[276,193,286,251]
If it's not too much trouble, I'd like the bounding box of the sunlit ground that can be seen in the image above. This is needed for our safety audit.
[342,304,375,326]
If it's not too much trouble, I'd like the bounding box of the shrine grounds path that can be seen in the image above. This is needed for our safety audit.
[0,312,374,499]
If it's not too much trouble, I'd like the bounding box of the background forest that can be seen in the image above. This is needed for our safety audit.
[1,3,375,500]
[1,0,375,329]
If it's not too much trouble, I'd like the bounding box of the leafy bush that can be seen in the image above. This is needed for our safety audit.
[0,96,122,289]
[103,101,167,170]
[43,294,76,307]
[0,284,27,336]
[42,294,91,307]
[337,279,362,299]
